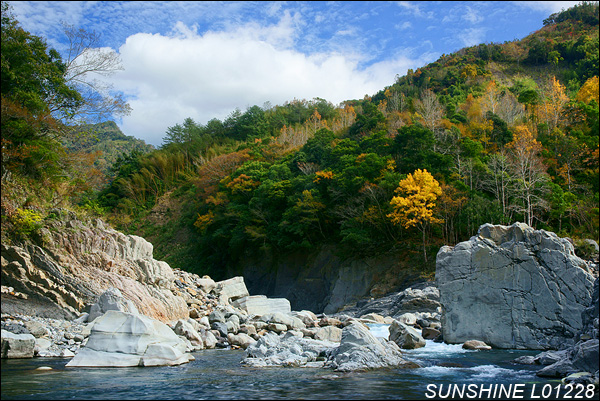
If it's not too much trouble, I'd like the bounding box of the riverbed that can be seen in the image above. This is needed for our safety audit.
[2,336,571,400]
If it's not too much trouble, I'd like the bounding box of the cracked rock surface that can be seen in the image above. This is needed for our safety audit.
[436,222,596,350]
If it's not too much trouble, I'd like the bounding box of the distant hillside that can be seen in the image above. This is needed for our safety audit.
[94,2,598,279]
[63,121,154,177]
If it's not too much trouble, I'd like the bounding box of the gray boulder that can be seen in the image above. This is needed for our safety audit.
[88,287,139,322]
[328,322,407,371]
[1,330,36,358]
[536,339,599,377]
[389,320,426,349]
[260,312,305,331]
[436,223,596,350]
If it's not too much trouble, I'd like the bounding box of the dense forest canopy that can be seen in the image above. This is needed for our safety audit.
[2,1,598,279]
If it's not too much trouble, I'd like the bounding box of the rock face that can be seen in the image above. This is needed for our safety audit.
[532,277,599,378]
[436,223,596,350]
[1,330,36,358]
[66,310,194,367]
[1,216,188,323]
[239,246,413,314]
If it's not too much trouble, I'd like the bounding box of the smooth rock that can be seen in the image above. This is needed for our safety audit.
[214,277,249,305]
[66,310,193,367]
[232,296,291,316]
[173,320,203,348]
[227,333,256,349]
[422,327,441,340]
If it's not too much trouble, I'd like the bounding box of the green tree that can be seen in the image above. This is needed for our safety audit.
[1,2,82,181]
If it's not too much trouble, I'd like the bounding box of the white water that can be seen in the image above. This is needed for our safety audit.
[365,324,537,384]
[366,323,390,339]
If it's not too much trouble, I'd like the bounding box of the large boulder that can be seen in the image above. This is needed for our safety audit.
[66,310,194,367]
[231,295,291,315]
[327,322,407,371]
[1,330,36,358]
[579,278,599,341]
[88,287,139,322]
[389,320,426,349]
[214,276,249,305]
[436,223,596,350]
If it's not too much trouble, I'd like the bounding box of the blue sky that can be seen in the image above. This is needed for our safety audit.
[8,1,580,146]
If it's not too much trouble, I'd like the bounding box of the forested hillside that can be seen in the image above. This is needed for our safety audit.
[62,121,154,180]
[2,2,598,281]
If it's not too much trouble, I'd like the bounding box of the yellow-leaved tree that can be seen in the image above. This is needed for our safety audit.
[576,76,599,104]
[388,169,443,263]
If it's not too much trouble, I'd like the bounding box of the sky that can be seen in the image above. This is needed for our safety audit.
[8,1,581,146]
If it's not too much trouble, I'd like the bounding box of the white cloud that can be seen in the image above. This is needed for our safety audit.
[107,20,433,146]
[396,21,412,30]
[463,6,483,24]
[457,27,487,47]
[512,1,581,14]
[396,1,433,18]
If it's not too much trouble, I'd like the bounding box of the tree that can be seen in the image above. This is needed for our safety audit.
[1,2,81,181]
[415,89,444,135]
[480,81,500,116]
[61,24,131,122]
[1,3,81,120]
[482,150,514,223]
[506,125,549,226]
[496,90,525,126]
[536,76,569,135]
[576,76,599,104]
[388,169,443,263]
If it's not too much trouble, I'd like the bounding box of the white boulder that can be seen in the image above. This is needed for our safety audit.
[66,310,194,367]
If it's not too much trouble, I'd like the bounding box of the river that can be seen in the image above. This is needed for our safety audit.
[1,325,592,400]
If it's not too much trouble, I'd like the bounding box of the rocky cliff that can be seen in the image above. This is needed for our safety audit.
[239,246,423,314]
[436,222,597,350]
[1,211,188,323]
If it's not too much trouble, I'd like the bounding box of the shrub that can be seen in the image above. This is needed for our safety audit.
[13,208,44,237]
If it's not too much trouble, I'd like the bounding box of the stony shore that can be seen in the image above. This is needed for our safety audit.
[1,220,598,386]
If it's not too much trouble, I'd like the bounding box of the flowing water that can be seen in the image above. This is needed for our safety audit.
[1,325,590,400]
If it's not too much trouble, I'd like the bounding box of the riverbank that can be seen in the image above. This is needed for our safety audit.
[1,341,553,400]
